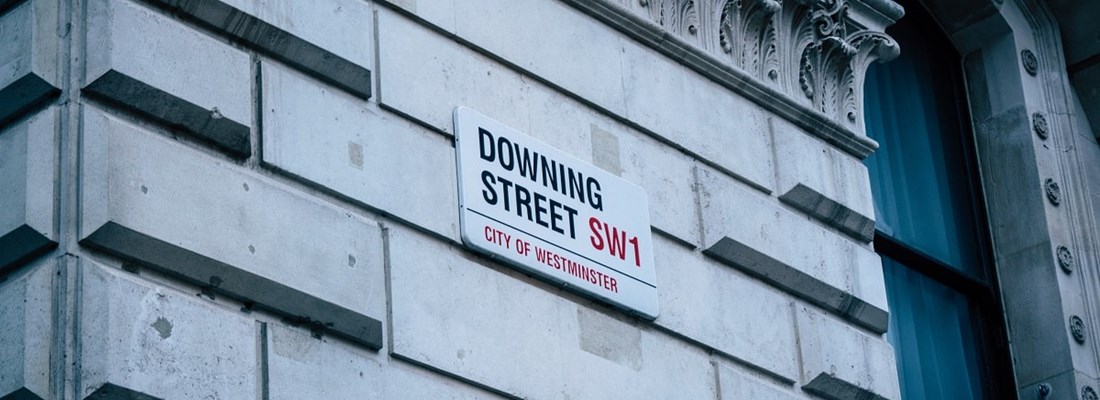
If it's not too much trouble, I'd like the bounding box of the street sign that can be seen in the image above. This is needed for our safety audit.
[454,107,658,319]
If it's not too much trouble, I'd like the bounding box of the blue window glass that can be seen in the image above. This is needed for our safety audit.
[863,19,983,277]
[883,256,985,399]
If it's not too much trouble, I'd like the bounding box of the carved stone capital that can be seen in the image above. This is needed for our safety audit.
[791,0,902,127]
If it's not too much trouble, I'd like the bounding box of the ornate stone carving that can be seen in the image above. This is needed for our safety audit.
[1057,245,1074,274]
[1084,386,1098,400]
[1033,112,1049,140]
[639,0,700,40]
[1022,49,1038,76]
[1070,315,1086,344]
[1046,178,1062,206]
[790,0,900,127]
[717,0,782,82]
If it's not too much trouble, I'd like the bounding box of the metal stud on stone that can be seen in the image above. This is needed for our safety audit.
[1083,386,1098,400]
[1033,112,1049,140]
[1058,246,1075,274]
[1022,49,1038,76]
[1046,179,1061,206]
[1070,315,1086,344]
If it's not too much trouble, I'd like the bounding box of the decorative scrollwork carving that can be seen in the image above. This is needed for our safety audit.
[640,0,700,40]
[717,0,781,82]
[792,0,898,127]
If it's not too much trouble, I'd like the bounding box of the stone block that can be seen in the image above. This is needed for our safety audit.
[0,0,60,124]
[0,258,54,400]
[716,362,801,400]
[795,306,900,400]
[969,104,1046,256]
[616,129,701,246]
[621,43,776,191]
[773,118,875,242]
[449,0,628,115]
[387,226,716,399]
[265,324,382,400]
[653,235,797,381]
[698,166,889,333]
[0,106,57,274]
[261,61,459,240]
[84,0,251,157]
[79,259,257,400]
[79,106,385,349]
[149,0,372,99]
[376,7,531,136]
[523,87,596,164]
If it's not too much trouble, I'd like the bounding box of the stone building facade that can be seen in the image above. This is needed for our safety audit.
[1,0,1098,398]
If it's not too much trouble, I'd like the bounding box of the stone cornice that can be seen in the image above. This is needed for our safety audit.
[561,0,903,159]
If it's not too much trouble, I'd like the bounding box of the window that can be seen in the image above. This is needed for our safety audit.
[863,1,1015,398]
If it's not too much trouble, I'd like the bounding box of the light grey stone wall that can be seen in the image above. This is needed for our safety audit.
[0,0,924,399]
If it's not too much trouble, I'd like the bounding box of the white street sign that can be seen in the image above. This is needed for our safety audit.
[454,107,658,319]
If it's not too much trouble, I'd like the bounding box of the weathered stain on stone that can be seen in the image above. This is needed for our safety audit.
[271,323,320,360]
[577,307,643,371]
[590,124,623,176]
[151,317,172,339]
[348,141,364,169]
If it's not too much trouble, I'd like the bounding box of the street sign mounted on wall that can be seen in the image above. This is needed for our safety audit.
[454,107,658,319]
